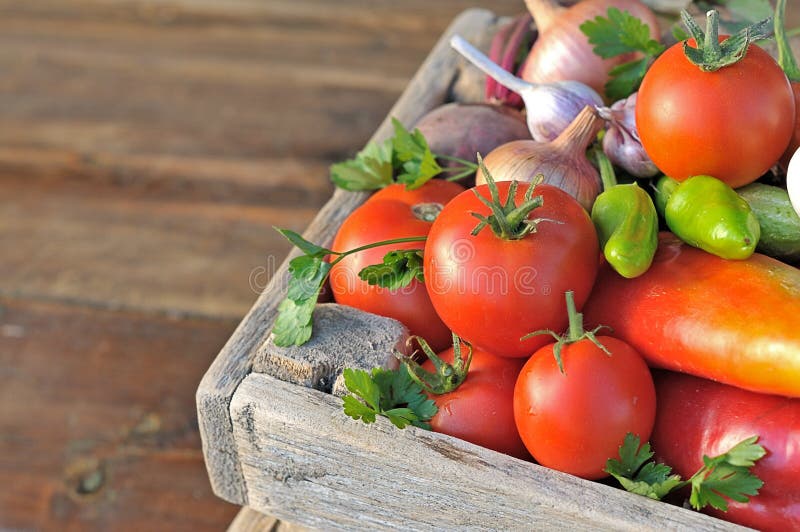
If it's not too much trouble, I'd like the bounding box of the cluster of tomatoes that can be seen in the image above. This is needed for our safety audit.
[330,172,655,480]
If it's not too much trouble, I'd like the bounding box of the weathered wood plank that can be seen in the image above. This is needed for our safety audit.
[196,8,501,505]
[253,304,407,395]
[227,507,309,532]
[0,297,239,531]
[231,373,749,531]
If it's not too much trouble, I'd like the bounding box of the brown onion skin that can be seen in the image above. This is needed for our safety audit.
[414,103,531,183]
[475,106,604,211]
[476,139,601,212]
[520,0,660,101]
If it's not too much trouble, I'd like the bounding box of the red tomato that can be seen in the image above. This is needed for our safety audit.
[513,336,656,479]
[423,182,599,358]
[330,180,463,351]
[425,344,529,460]
[636,38,795,188]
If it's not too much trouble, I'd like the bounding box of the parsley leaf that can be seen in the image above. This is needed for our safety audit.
[329,118,445,191]
[688,436,766,511]
[342,367,437,429]
[271,231,333,347]
[330,138,394,191]
[580,8,665,100]
[606,433,766,511]
[358,249,425,290]
[391,118,442,190]
[606,433,683,500]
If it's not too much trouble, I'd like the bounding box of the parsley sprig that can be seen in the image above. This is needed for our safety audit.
[358,249,425,291]
[606,433,766,511]
[341,366,438,429]
[271,229,428,347]
[580,8,665,100]
[330,118,477,191]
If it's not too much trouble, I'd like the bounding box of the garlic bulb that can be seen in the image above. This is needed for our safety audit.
[476,106,605,211]
[598,93,659,178]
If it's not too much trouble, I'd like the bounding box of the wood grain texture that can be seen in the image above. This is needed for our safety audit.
[231,373,750,532]
[228,507,308,532]
[0,297,239,531]
[196,8,500,505]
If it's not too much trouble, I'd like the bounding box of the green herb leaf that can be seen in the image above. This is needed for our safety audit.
[605,433,683,500]
[330,138,394,191]
[342,366,437,430]
[271,296,317,347]
[688,436,766,511]
[391,118,442,190]
[271,230,334,347]
[581,7,664,58]
[605,59,649,101]
[275,228,333,259]
[358,249,424,289]
[580,7,665,99]
[606,433,766,510]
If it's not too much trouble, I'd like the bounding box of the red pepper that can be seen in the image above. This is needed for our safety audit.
[651,370,800,531]
[582,232,800,398]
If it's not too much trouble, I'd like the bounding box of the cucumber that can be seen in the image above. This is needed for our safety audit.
[738,183,800,263]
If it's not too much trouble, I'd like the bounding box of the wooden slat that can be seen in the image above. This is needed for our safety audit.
[0,297,239,531]
[231,373,750,531]
[196,8,500,505]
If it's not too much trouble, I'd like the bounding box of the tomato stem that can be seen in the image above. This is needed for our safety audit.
[521,291,612,374]
[399,333,473,395]
[680,9,773,72]
[470,155,545,240]
[594,145,618,191]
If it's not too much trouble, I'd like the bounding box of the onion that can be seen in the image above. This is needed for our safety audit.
[520,0,660,101]
[451,34,603,143]
[413,103,531,184]
[597,93,658,178]
[485,13,535,108]
[475,105,605,211]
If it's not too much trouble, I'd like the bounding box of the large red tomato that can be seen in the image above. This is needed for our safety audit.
[423,181,599,358]
[513,335,656,479]
[330,180,463,351]
[424,344,529,460]
[636,38,795,188]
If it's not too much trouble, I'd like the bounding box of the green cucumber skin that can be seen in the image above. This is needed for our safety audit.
[738,183,800,263]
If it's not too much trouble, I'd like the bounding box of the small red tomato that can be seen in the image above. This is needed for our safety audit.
[330,180,463,351]
[424,344,530,460]
[513,294,656,479]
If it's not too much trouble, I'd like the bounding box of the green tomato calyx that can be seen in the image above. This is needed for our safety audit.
[681,9,773,72]
[399,333,473,395]
[471,154,547,241]
[521,290,611,374]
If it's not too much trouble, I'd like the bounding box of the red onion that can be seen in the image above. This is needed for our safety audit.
[520,0,660,101]
[413,103,531,183]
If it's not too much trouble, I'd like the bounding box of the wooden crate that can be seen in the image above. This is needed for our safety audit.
[197,9,748,531]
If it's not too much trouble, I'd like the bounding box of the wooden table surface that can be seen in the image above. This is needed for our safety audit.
[0,1,521,530]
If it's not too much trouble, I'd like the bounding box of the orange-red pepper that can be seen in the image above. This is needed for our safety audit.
[583,232,800,398]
